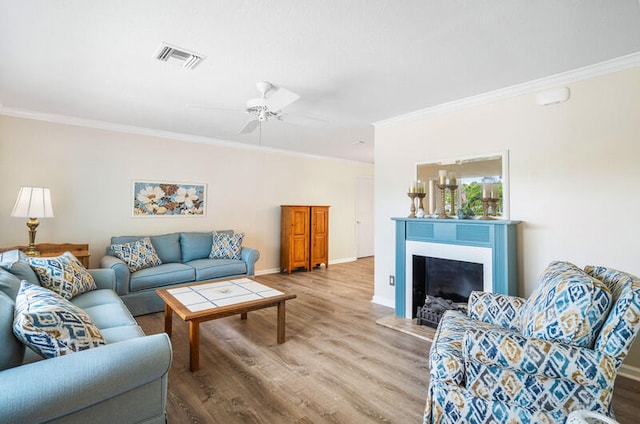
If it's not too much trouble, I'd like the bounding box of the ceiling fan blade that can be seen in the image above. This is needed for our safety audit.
[186,104,246,114]
[279,113,328,127]
[265,86,300,112]
[239,119,260,134]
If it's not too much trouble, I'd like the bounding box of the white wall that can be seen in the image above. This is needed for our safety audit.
[373,67,640,369]
[0,115,373,272]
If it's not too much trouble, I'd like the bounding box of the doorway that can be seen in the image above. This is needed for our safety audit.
[356,176,374,258]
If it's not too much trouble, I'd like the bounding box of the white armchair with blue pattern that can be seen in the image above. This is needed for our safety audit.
[424,261,640,424]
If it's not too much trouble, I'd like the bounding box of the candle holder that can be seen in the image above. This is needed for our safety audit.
[407,192,418,218]
[416,193,426,215]
[448,184,458,218]
[436,184,451,219]
[479,198,493,220]
[490,198,498,217]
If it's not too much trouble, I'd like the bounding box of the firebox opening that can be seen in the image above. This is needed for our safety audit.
[412,255,483,324]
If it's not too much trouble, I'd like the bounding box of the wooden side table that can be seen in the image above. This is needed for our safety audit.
[0,243,90,268]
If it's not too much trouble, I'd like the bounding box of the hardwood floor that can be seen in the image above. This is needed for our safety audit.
[136,257,640,424]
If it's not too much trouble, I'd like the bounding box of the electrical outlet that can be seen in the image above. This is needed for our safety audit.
[389,275,395,286]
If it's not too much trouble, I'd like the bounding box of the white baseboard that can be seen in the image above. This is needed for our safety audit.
[330,257,357,265]
[372,295,395,309]
[254,257,358,276]
[255,268,281,276]
[618,364,640,382]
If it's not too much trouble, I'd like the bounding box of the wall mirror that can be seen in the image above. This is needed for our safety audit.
[416,151,509,219]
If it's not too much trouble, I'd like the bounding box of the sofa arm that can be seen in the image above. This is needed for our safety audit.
[241,247,260,275]
[463,327,616,389]
[88,268,116,291]
[99,255,130,295]
[0,333,172,424]
[468,291,526,331]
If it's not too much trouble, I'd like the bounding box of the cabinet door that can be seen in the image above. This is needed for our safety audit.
[310,206,329,269]
[281,206,310,274]
[290,208,309,267]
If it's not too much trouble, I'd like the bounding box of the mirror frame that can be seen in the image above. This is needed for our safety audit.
[416,150,510,220]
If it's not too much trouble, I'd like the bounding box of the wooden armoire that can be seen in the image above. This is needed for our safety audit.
[280,205,329,274]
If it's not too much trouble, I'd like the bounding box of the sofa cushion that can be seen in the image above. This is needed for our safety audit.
[0,268,23,302]
[28,252,97,300]
[13,281,105,358]
[0,292,25,370]
[521,261,613,348]
[99,325,146,344]
[129,263,195,292]
[210,232,244,260]
[0,250,41,294]
[82,302,137,330]
[188,258,248,281]
[585,265,640,360]
[71,288,122,310]
[150,233,181,263]
[111,237,162,272]
[180,232,214,262]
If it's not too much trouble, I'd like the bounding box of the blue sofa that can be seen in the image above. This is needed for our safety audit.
[100,231,260,316]
[0,250,172,424]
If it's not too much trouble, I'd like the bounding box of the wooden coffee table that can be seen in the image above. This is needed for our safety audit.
[156,277,296,372]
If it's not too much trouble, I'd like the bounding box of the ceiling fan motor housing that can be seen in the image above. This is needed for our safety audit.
[246,98,280,121]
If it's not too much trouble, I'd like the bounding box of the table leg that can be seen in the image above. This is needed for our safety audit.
[189,320,200,372]
[277,300,286,344]
[164,304,173,338]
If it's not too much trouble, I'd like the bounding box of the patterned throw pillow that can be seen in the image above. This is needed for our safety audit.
[210,232,244,260]
[110,237,162,272]
[13,281,105,358]
[29,252,97,300]
[521,261,613,348]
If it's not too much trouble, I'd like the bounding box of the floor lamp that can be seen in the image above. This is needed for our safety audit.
[10,187,55,257]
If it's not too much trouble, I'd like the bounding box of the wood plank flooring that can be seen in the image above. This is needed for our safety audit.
[136,257,640,424]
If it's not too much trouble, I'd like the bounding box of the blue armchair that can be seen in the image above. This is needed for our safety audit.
[424,261,640,423]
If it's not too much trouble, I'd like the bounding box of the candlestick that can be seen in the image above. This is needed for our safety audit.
[407,192,418,218]
[416,192,426,214]
[479,198,493,220]
[436,184,451,219]
[449,184,458,217]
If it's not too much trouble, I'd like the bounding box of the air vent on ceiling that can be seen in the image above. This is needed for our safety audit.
[154,42,204,70]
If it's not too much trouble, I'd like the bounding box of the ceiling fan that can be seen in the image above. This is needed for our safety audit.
[189,81,301,135]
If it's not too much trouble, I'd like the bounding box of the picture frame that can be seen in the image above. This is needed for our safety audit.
[132,181,206,217]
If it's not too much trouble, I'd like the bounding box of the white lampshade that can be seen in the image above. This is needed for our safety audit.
[10,187,55,218]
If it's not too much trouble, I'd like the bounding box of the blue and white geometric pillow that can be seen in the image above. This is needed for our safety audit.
[521,261,613,348]
[110,237,162,272]
[13,281,105,358]
[28,252,97,300]
[210,232,244,260]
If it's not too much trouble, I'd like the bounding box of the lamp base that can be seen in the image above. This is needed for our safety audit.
[25,218,41,257]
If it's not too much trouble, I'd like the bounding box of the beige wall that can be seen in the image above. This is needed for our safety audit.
[373,67,640,370]
[0,115,373,272]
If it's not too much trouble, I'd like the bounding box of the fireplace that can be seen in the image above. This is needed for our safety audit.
[392,218,519,320]
[412,256,483,325]
[405,240,492,320]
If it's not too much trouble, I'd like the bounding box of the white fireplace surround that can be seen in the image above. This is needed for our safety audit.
[404,240,492,319]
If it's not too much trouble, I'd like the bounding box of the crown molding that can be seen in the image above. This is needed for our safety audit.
[0,106,369,165]
[374,52,640,127]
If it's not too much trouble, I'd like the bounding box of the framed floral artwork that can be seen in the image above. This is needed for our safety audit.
[133,181,206,217]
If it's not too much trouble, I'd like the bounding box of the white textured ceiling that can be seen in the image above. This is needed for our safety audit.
[1,1,640,163]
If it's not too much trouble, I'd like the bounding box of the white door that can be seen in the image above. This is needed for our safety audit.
[356,176,374,258]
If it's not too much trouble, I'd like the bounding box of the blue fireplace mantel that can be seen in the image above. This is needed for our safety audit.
[392,217,520,318]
